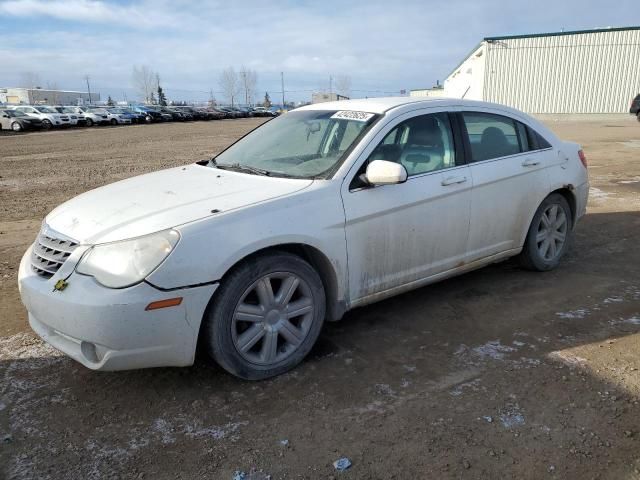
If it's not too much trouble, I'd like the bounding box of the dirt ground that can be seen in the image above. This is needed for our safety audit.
[1,118,639,479]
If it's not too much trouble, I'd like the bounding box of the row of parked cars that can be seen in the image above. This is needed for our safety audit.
[0,104,277,132]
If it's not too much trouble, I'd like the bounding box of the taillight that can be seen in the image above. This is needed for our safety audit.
[578,149,587,168]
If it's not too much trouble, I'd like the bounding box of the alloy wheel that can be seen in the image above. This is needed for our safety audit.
[231,272,315,366]
[536,204,568,261]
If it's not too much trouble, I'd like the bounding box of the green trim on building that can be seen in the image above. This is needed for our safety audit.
[484,25,640,42]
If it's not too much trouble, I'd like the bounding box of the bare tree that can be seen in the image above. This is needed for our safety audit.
[46,81,60,105]
[334,75,352,99]
[239,66,258,105]
[19,71,41,89]
[219,67,240,107]
[131,65,157,103]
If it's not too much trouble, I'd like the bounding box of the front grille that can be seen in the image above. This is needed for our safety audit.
[31,229,78,278]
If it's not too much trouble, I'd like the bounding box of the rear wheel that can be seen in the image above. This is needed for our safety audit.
[41,119,52,130]
[11,122,23,132]
[519,193,573,271]
[204,252,326,380]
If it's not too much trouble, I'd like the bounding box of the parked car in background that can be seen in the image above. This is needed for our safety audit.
[158,107,186,121]
[116,107,146,124]
[195,107,224,120]
[17,97,588,380]
[52,106,85,126]
[85,107,131,125]
[630,94,640,121]
[173,106,208,120]
[9,105,71,129]
[0,109,43,131]
[107,107,138,124]
[214,106,239,119]
[145,106,173,122]
[62,106,107,127]
[131,105,163,123]
[252,106,278,117]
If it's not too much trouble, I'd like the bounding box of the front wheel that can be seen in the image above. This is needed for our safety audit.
[11,122,23,132]
[204,252,326,380]
[519,193,573,271]
[85,118,93,127]
[637,113,640,123]
[41,119,52,130]
[110,118,118,125]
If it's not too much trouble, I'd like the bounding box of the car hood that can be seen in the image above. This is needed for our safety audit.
[46,164,313,244]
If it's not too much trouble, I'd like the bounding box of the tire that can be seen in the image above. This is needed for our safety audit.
[41,119,52,130]
[11,122,23,132]
[637,113,640,123]
[204,251,326,380]
[145,115,152,123]
[110,118,118,125]
[85,118,93,127]
[519,193,573,271]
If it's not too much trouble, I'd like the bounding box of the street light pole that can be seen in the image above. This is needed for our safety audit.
[281,72,285,109]
[84,75,92,105]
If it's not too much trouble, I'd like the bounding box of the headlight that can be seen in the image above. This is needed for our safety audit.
[76,229,179,288]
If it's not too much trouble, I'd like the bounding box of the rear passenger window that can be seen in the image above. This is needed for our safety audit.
[528,127,552,149]
[462,112,521,161]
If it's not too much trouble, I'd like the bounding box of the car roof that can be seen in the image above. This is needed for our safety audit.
[297,96,516,115]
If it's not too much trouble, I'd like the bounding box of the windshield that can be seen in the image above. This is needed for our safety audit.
[35,106,57,113]
[214,110,377,178]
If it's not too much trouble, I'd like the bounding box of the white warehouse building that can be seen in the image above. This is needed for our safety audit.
[442,26,640,114]
[0,87,98,106]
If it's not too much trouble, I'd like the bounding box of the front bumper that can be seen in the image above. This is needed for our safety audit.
[18,246,217,371]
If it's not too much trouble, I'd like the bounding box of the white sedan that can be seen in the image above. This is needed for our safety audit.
[18,97,589,379]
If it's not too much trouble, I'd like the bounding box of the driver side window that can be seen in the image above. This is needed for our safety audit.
[368,113,455,176]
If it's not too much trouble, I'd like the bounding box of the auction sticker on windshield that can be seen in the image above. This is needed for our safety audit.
[331,111,375,122]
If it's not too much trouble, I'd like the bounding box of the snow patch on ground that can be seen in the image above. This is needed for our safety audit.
[556,309,590,319]
[548,350,588,367]
[589,187,612,199]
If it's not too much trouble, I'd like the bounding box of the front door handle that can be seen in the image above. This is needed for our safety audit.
[441,175,468,186]
[522,158,541,167]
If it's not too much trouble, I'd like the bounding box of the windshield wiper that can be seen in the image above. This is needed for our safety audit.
[215,162,271,176]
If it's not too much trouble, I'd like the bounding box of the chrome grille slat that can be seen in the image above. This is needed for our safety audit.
[31,227,78,278]
[38,235,77,254]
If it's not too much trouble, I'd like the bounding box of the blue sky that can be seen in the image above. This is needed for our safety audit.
[0,0,638,104]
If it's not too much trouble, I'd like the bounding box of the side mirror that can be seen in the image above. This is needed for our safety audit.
[364,160,408,186]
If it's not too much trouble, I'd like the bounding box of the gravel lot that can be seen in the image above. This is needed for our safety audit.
[1,118,639,479]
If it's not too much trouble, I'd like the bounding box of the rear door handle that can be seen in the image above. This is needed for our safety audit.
[441,175,468,186]
[522,158,540,167]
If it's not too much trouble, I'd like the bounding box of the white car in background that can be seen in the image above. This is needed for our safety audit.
[18,97,588,380]
[10,105,71,129]
[68,106,109,126]
[53,106,85,126]
[86,106,131,125]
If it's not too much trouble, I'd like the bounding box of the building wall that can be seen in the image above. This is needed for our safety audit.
[483,29,640,113]
[409,88,447,98]
[0,88,98,105]
[443,44,487,101]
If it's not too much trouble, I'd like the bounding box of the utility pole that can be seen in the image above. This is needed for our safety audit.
[281,72,285,109]
[84,75,92,104]
[329,75,332,95]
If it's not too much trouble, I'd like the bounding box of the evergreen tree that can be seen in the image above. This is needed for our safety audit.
[106,95,115,106]
[263,92,271,108]
[157,84,167,106]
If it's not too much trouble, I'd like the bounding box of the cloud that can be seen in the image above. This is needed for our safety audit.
[0,0,177,28]
[0,0,638,102]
